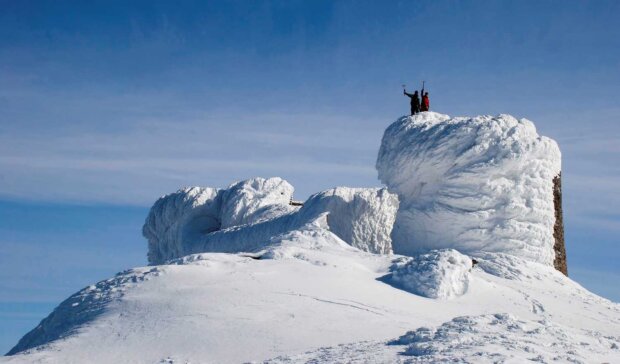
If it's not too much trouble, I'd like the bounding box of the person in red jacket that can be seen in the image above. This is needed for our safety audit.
[421,91,430,112]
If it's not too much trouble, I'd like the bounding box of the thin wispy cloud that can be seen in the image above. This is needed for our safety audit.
[0,108,382,205]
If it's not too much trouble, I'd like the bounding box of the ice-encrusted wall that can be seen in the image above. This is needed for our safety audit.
[143,177,297,264]
[298,187,398,255]
[377,112,563,267]
[143,178,398,264]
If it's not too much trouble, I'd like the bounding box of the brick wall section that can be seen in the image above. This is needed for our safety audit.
[553,173,568,275]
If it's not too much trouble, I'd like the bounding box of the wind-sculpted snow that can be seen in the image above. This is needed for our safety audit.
[384,249,472,299]
[143,177,298,264]
[377,112,561,266]
[297,187,398,254]
[144,179,397,263]
[219,177,295,228]
[143,187,221,264]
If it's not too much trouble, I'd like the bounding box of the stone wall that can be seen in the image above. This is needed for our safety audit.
[553,173,568,275]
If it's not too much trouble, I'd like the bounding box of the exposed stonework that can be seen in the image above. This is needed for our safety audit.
[553,173,568,275]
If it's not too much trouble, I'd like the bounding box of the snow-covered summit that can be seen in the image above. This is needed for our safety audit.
[5,112,618,364]
[377,112,562,267]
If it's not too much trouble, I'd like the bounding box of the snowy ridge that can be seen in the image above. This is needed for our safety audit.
[377,112,561,265]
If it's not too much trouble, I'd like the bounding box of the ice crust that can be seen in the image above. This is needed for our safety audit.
[377,112,561,266]
[143,178,398,264]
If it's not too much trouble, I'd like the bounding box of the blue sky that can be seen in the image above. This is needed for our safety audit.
[1,0,619,354]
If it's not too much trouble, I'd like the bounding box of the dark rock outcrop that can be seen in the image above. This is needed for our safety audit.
[553,173,568,275]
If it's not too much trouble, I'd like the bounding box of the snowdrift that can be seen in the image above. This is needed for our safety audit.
[377,112,561,266]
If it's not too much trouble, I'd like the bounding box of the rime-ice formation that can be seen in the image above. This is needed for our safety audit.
[143,177,298,264]
[145,112,563,267]
[386,249,472,299]
[377,112,561,266]
[297,187,398,254]
[143,179,398,264]
[219,177,296,228]
[142,186,221,265]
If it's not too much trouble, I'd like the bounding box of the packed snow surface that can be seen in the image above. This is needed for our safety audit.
[266,313,619,363]
[377,112,561,265]
[5,113,618,364]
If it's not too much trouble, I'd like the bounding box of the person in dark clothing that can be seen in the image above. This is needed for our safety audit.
[403,89,420,115]
[421,92,430,112]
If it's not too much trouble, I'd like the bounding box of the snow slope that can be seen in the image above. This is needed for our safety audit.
[377,112,561,265]
[4,113,619,363]
[5,223,619,363]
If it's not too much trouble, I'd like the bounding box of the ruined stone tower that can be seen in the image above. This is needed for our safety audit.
[553,173,568,275]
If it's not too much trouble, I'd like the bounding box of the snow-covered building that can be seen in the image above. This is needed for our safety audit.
[143,178,398,264]
[377,112,563,270]
[143,112,566,273]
